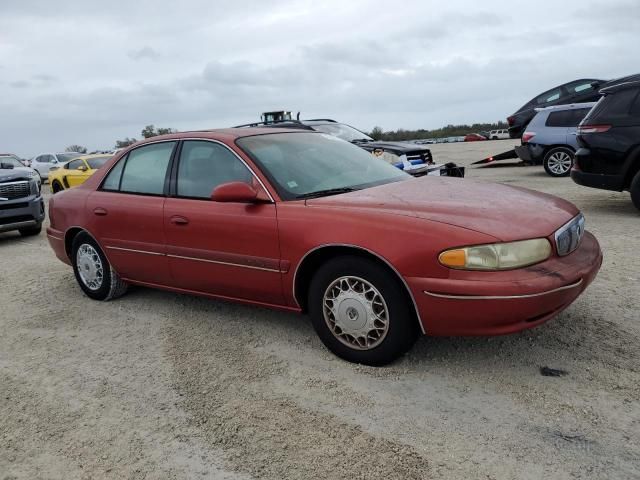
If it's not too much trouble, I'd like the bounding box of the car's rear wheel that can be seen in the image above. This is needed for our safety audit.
[544,147,574,177]
[51,181,63,193]
[71,232,128,301]
[19,223,42,237]
[308,256,419,366]
[630,170,640,211]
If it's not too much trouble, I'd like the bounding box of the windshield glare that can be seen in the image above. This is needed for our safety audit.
[311,123,373,142]
[237,132,408,200]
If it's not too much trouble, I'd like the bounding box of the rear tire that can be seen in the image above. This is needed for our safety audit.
[19,223,42,237]
[630,170,640,211]
[51,181,63,193]
[308,256,419,366]
[71,232,128,301]
[543,147,574,177]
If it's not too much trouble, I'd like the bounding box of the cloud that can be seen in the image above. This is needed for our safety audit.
[128,46,161,61]
[0,0,637,155]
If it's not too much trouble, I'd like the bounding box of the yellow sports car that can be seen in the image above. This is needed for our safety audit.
[49,154,111,193]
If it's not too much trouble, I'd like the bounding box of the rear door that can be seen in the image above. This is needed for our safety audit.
[85,141,176,285]
[164,139,284,305]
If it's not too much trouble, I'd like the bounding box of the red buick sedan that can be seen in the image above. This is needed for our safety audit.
[47,129,602,365]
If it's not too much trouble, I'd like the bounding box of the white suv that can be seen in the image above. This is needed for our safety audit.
[489,129,510,140]
[31,152,82,180]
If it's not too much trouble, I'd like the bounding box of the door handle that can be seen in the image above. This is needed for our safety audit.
[170,215,189,226]
[93,207,108,216]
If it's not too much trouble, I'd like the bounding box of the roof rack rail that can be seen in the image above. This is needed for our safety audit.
[233,119,310,128]
[305,118,338,123]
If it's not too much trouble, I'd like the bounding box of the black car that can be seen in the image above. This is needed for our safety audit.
[236,118,464,178]
[507,78,605,139]
[571,80,640,210]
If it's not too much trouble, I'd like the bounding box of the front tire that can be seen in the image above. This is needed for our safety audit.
[543,147,574,177]
[308,256,419,366]
[51,181,63,193]
[630,170,640,211]
[71,232,128,301]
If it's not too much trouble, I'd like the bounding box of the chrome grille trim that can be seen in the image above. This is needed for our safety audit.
[0,180,30,200]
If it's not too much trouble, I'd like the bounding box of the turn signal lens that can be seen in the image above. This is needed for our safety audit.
[439,239,552,271]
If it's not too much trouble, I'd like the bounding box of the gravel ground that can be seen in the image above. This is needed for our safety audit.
[1,139,639,480]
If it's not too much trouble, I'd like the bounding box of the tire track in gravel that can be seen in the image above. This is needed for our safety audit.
[165,297,431,480]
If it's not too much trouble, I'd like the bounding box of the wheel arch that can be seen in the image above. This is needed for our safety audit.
[622,145,640,189]
[64,227,104,262]
[543,144,576,157]
[293,244,425,334]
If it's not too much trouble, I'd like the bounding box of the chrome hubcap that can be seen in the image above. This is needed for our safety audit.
[76,244,104,291]
[323,276,389,350]
[548,151,572,174]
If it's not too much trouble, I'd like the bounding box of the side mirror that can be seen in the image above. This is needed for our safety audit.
[78,165,88,172]
[211,182,259,203]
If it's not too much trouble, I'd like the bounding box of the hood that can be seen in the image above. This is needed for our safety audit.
[0,169,32,182]
[306,177,579,241]
[353,140,431,155]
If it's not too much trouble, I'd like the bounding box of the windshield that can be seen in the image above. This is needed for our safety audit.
[0,156,24,168]
[311,123,374,142]
[237,132,408,200]
[86,156,111,169]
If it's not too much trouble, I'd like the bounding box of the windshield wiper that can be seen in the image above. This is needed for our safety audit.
[295,187,357,200]
[351,138,373,143]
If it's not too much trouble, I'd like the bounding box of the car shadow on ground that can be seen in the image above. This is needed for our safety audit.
[121,286,634,379]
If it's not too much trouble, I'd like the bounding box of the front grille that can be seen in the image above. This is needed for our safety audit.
[0,202,28,211]
[0,181,30,200]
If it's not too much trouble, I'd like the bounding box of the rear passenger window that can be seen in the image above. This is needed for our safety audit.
[177,141,253,199]
[102,156,126,191]
[120,142,175,195]
[545,110,574,127]
[102,142,176,194]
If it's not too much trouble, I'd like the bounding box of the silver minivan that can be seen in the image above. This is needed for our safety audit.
[31,152,82,181]
[514,102,595,177]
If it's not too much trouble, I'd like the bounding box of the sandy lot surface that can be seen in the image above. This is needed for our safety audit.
[1,139,639,479]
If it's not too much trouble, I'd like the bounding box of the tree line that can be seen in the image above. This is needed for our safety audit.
[369,121,510,141]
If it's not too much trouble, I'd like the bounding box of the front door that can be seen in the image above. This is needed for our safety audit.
[63,159,90,188]
[164,140,284,305]
[86,141,177,286]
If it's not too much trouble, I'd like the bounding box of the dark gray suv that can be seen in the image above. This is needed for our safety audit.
[514,102,595,177]
[0,159,45,237]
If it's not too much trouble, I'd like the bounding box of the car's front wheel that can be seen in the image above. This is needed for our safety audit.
[308,256,419,366]
[51,181,63,193]
[72,232,128,301]
[544,147,574,177]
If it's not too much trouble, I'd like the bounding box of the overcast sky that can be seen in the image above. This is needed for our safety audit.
[1,0,638,156]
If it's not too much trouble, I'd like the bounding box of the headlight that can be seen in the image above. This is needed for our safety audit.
[29,177,40,195]
[439,238,552,271]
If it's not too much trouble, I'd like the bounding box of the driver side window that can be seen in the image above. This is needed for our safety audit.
[176,141,253,199]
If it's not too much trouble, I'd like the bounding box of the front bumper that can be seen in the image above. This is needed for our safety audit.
[0,195,45,233]
[407,232,602,336]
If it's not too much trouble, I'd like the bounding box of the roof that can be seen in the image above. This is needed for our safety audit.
[133,127,315,144]
[534,102,597,113]
[600,80,640,95]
